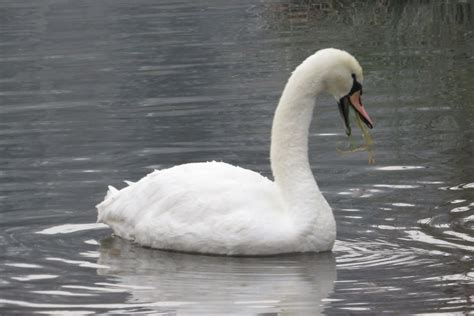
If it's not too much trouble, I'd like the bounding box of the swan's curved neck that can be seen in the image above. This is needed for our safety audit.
[270,71,325,208]
[269,59,336,248]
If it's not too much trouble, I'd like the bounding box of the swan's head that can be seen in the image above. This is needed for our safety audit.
[298,48,374,136]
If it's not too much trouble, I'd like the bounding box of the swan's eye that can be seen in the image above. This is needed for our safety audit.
[349,74,362,96]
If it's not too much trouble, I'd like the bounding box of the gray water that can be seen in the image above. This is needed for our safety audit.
[1,0,473,314]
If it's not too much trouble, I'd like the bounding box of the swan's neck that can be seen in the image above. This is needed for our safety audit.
[271,92,318,200]
[269,60,336,251]
[270,73,330,217]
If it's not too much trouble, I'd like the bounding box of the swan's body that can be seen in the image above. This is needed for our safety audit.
[97,48,373,256]
[97,162,330,255]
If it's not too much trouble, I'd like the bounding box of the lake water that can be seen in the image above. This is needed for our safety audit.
[1,0,473,314]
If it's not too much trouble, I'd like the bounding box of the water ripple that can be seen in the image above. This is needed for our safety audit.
[36,223,108,235]
[334,240,433,269]
[403,230,474,252]
[439,182,474,191]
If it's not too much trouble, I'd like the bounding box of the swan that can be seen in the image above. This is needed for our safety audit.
[97,48,374,256]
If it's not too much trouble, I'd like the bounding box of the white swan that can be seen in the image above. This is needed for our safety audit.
[97,48,374,256]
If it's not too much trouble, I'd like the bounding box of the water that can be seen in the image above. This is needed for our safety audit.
[1,0,473,314]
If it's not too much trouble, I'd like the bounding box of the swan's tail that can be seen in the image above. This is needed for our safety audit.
[96,185,119,223]
[106,185,118,198]
[95,171,157,225]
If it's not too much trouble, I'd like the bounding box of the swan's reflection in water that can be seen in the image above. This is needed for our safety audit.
[97,237,336,314]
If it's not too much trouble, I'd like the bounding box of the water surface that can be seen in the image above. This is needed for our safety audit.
[1,0,473,314]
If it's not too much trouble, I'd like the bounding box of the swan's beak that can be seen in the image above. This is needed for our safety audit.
[338,90,374,136]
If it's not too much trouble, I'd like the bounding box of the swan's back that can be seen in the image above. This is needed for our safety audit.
[97,161,294,255]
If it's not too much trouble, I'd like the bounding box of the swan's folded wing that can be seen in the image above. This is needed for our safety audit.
[96,161,285,250]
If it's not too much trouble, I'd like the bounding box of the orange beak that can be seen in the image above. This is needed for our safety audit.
[349,90,374,129]
[338,90,373,136]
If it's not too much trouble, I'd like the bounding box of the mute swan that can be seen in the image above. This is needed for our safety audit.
[97,48,374,256]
